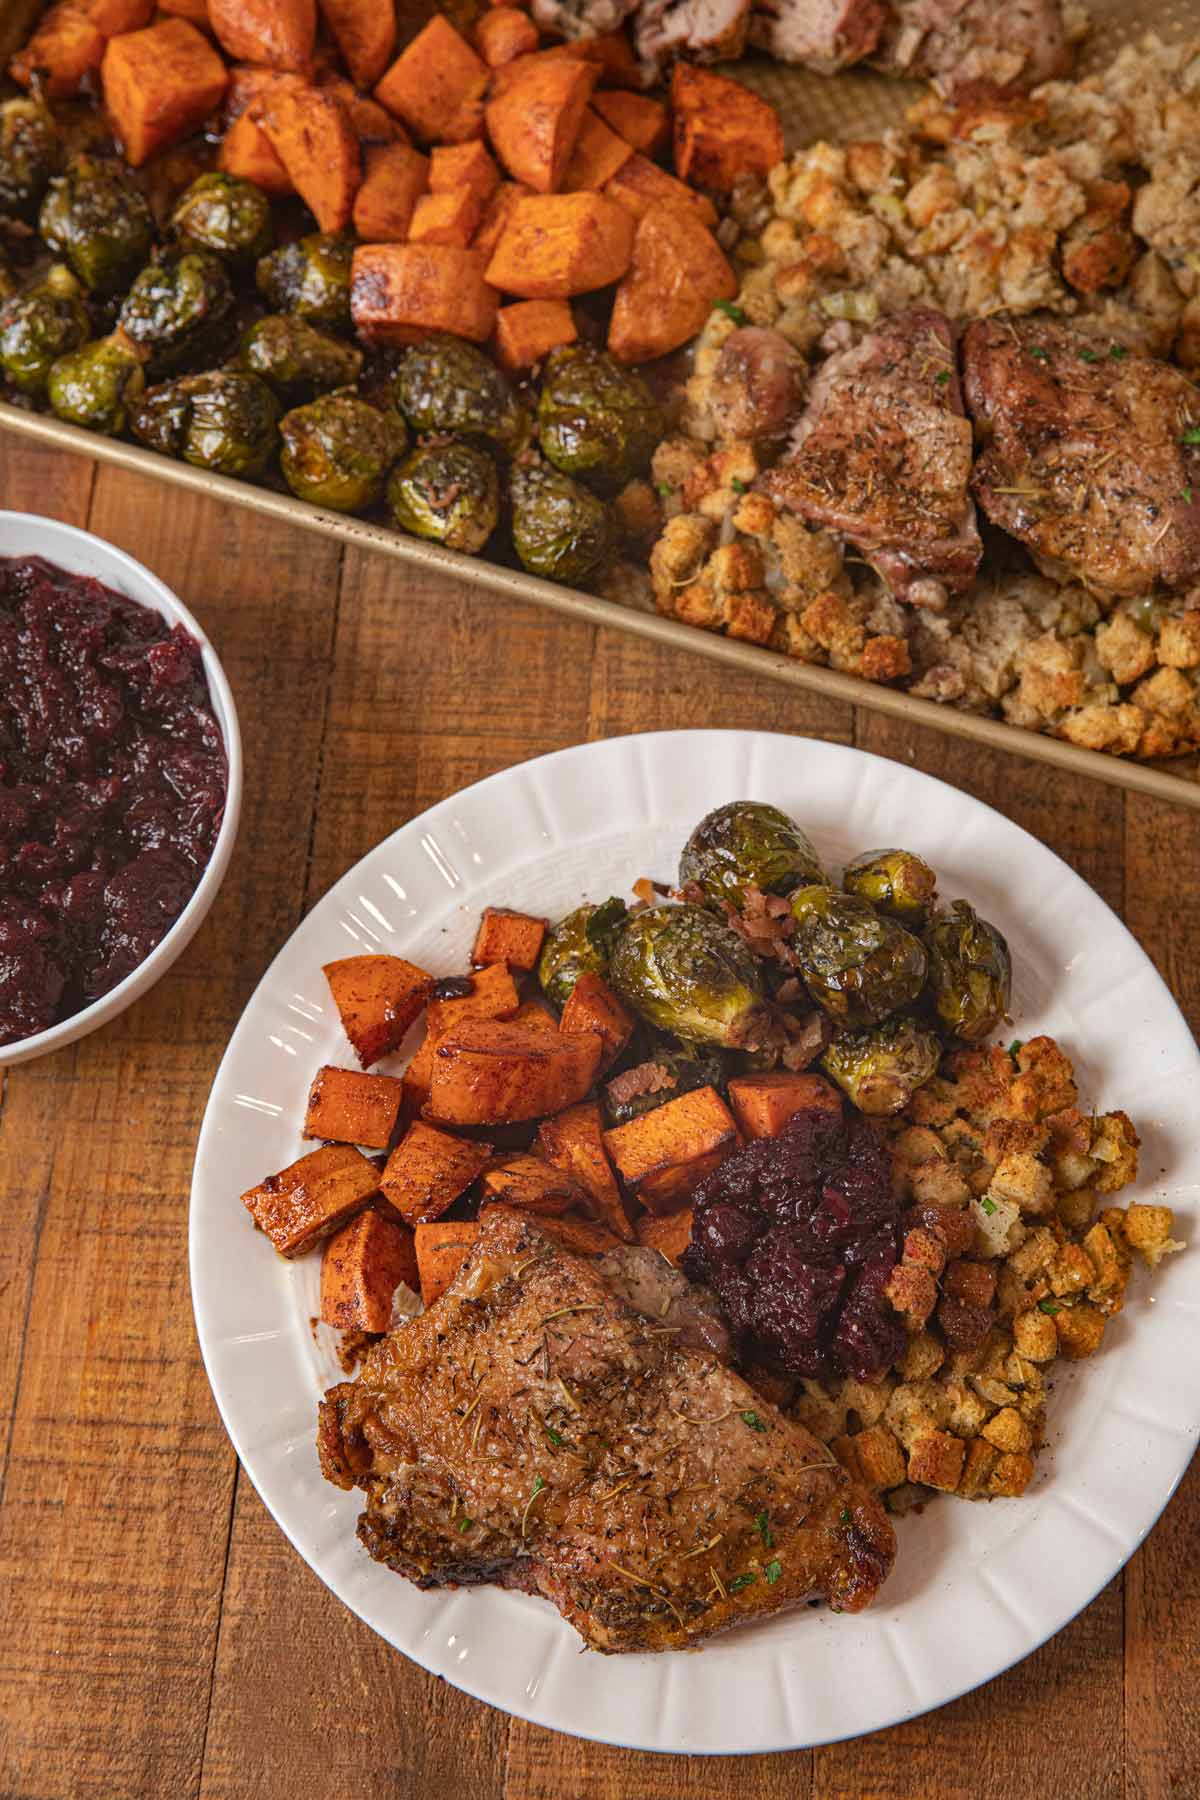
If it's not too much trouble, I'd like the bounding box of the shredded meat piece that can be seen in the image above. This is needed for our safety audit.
[607,1060,677,1107]
[780,1010,829,1069]
[723,884,796,956]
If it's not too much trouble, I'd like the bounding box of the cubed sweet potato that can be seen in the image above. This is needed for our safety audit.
[477,1204,620,1256]
[400,1030,436,1113]
[634,1205,694,1266]
[484,191,633,298]
[508,998,559,1034]
[603,1085,739,1213]
[428,1020,603,1125]
[319,73,402,143]
[470,906,546,971]
[564,108,633,191]
[637,1148,731,1214]
[351,242,499,344]
[256,81,360,231]
[414,1219,480,1305]
[220,110,293,193]
[537,31,640,89]
[493,298,576,370]
[320,1207,418,1331]
[380,1119,492,1223]
[88,0,154,35]
[472,180,529,262]
[157,0,212,26]
[480,1152,588,1214]
[10,3,105,98]
[242,1142,379,1257]
[604,152,717,229]
[475,5,538,68]
[408,188,482,247]
[670,64,785,192]
[727,1071,842,1139]
[374,14,487,145]
[209,0,314,70]
[101,17,229,167]
[591,89,669,157]
[485,51,597,194]
[608,201,736,364]
[352,142,428,242]
[323,953,434,1067]
[431,140,499,209]
[317,0,394,89]
[222,59,287,121]
[558,973,634,1072]
[304,1064,404,1148]
[425,962,520,1039]
[538,1101,632,1241]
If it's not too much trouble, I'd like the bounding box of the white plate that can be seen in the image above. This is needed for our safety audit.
[189,730,1200,1754]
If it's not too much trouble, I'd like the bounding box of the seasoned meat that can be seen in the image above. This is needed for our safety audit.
[874,0,1072,98]
[763,307,981,603]
[595,1243,732,1357]
[709,326,808,446]
[531,0,639,38]
[635,0,751,68]
[750,0,886,73]
[963,316,1200,599]
[319,1208,895,1651]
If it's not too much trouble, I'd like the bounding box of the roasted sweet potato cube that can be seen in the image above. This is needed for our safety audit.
[475,5,538,68]
[603,1085,739,1214]
[303,1064,404,1149]
[318,73,401,143]
[637,1147,732,1214]
[608,202,736,364]
[604,152,717,228]
[158,0,212,21]
[318,0,394,89]
[480,1152,588,1214]
[414,1219,480,1305]
[485,51,597,194]
[426,962,520,1039]
[634,1205,694,1266]
[351,242,498,344]
[400,1030,436,1112]
[380,1119,492,1224]
[508,998,559,1034]
[88,0,154,34]
[320,1207,418,1331]
[10,3,105,99]
[352,142,428,242]
[256,81,360,231]
[472,180,529,262]
[470,906,546,972]
[536,30,640,88]
[591,89,669,157]
[485,191,633,298]
[374,14,487,145]
[493,298,576,370]
[323,953,434,1067]
[558,972,634,1071]
[209,0,315,70]
[242,1142,379,1258]
[564,108,633,191]
[430,140,499,210]
[727,1071,841,1139]
[101,17,229,167]
[428,1020,603,1125]
[477,1203,619,1256]
[220,110,293,193]
[538,1101,632,1241]
[408,188,483,248]
[670,64,784,192]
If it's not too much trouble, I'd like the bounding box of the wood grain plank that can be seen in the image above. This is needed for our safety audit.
[504,1727,810,1798]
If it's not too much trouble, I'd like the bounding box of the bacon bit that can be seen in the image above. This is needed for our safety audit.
[673,879,707,906]
[780,1011,829,1071]
[606,1060,676,1108]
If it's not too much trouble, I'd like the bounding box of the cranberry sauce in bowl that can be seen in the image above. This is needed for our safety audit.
[0,551,228,1047]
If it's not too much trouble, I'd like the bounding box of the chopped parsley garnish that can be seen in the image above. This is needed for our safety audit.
[764,1559,783,1585]
[1078,348,1100,363]
[753,1510,774,1547]
[1184,488,1194,505]
[729,1572,757,1593]
[1038,1299,1062,1315]
[458,1514,473,1533]
[935,369,951,385]
[544,1425,564,1447]
[714,298,747,325]
[731,477,748,494]
[1029,346,1050,361]
[656,481,672,498]
[740,1410,767,1433]
[1109,343,1128,360]
[840,1507,850,1524]
[1182,427,1200,446]
[979,1196,998,1217]
[1009,1039,1023,1056]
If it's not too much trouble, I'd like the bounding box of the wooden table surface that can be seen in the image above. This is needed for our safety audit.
[0,442,1197,1800]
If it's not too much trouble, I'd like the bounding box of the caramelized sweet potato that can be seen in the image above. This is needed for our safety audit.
[414,1218,480,1304]
[323,953,434,1067]
[493,298,577,370]
[400,1029,436,1113]
[635,1205,694,1266]
[318,0,394,90]
[475,5,538,68]
[351,242,499,344]
[591,89,669,158]
[670,64,784,192]
[428,1019,603,1125]
[222,60,288,121]
[480,1152,588,1214]
[320,1207,418,1331]
[538,1101,632,1242]
[304,1064,404,1148]
[209,0,315,70]
[470,906,546,971]
[88,0,154,34]
[101,17,229,166]
[477,1203,620,1256]
[727,1071,842,1139]
[608,202,736,364]
[484,192,633,298]
[10,3,105,99]
[430,140,499,210]
[564,108,633,191]
[319,74,401,143]
[425,962,520,1039]
[380,1120,492,1224]
[603,1085,739,1213]
[352,142,428,241]
[638,1149,730,1214]
[374,15,487,146]
[256,81,360,231]
[220,110,293,193]
[507,998,560,1034]
[409,188,483,247]
[157,0,212,26]
[558,971,633,1071]
[485,51,597,194]
[538,31,640,89]
[472,180,528,262]
[242,1142,380,1257]
[604,152,717,229]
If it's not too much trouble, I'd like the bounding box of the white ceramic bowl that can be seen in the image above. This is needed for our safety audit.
[0,511,242,1066]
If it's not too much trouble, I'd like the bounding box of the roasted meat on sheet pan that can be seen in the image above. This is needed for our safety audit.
[873,0,1073,96]
[750,0,887,74]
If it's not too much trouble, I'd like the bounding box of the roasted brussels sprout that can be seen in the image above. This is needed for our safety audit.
[130,371,279,477]
[510,463,612,586]
[39,154,154,294]
[255,233,353,333]
[238,314,363,400]
[0,266,88,395]
[46,334,145,435]
[610,903,767,1049]
[604,1042,729,1126]
[843,847,937,925]
[387,440,499,553]
[0,95,61,220]
[171,171,273,267]
[537,897,628,1010]
[923,900,1012,1043]
[789,885,928,1028]
[821,1016,941,1116]
[117,249,234,375]
[679,801,826,913]
[537,345,663,492]
[280,390,403,512]
[392,335,530,457]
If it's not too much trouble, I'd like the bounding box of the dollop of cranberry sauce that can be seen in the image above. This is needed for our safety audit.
[682,1104,905,1383]
[0,554,227,1046]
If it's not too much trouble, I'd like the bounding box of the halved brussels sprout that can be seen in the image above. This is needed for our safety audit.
[843,847,937,925]
[537,897,627,1011]
[118,249,235,375]
[0,266,88,395]
[39,154,154,294]
[510,463,612,586]
[131,371,279,477]
[0,95,61,220]
[679,800,825,912]
[387,440,499,553]
[238,314,363,401]
[604,1042,729,1127]
[280,390,403,512]
[392,334,530,458]
[537,345,663,492]
[790,885,927,1028]
[923,900,1012,1043]
[821,1016,941,1116]
[47,334,145,435]
[171,171,273,267]
[255,233,353,333]
[610,903,767,1049]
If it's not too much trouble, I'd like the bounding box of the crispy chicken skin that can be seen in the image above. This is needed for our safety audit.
[963,316,1200,599]
[319,1209,895,1652]
[750,0,886,74]
[763,306,981,603]
[874,0,1072,98]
